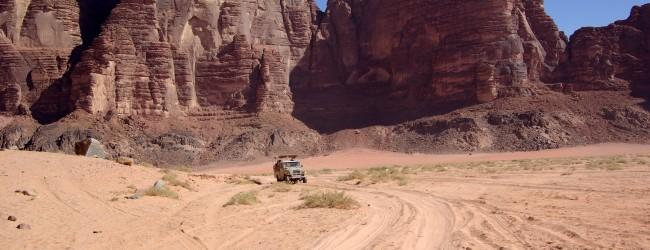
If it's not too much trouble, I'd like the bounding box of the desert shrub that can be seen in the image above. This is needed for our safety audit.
[143,186,179,199]
[162,172,194,191]
[586,156,627,171]
[420,164,448,172]
[319,169,334,174]
[116,157,135,166]
[226,175,262,185]
[223,191,259,207]
[367,166,408,184]
[298,191,360,209]
[336,170,365,181]
[271,183,292,192]
[394,175,409,186]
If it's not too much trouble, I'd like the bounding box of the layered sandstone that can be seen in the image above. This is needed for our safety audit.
[0,0,649,131]
[564,4,650,95]
[69,0,316,117]
[311,0,567,106]
[0,0,82,121]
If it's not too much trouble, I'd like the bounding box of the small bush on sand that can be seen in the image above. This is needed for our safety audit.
[420,164,448,172]
[319,169,334,174]
[116,157,135,166]
[143,186,179,199]
[162,172,194,191]
[270,183,292,192]
[367,166,409,184]
[298,191,360,209]
[226,175,263,185]
[337,170,365,181]
[223,191,259,207]
[394,175,409,186]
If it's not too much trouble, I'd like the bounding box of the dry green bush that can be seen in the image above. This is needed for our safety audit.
[116,157,135,166]
[298,191,360,209]
[367,166,408,184]
[319,169,334,174]
[223,191,259,207]
[270,183,292,192]
[336,170,366,181]
[162,172,194,191]
[143,186,179,199]
[226,175,263,185]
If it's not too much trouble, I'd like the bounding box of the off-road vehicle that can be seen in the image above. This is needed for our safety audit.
[273,155,307,184]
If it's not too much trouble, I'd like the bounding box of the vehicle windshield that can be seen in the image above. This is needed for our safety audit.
[284,162,300,168]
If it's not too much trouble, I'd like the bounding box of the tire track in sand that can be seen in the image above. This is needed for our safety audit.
[309,181,456,249]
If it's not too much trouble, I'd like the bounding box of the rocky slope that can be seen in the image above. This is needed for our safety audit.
[1,0,650,165]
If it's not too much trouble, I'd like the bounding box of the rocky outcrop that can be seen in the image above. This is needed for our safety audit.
[311,0,567,106]
[0,0,82,121]
[2,0,650,163]
[564,4,650,95]
[69,0,316,117]
[1,0,572,122]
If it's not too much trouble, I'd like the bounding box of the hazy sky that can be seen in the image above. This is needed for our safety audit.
[314,0,650,36]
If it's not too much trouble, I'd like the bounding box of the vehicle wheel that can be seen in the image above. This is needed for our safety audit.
[302,178,307,183]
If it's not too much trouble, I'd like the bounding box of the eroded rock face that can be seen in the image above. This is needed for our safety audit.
[2,0,571,121]
[311,0,566,106]
[564,4,650,95]
[1,0,650,161]
[70,0,316,117]
[0,0,82,121]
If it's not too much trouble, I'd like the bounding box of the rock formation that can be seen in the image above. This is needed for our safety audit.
[311,0,567,106]
[1,0,573,120]
[563,4,650,95]
[1,0,650,164]
[0,0,83,121]
[69,0,316,117]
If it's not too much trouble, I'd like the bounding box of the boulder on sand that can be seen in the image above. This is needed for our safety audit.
[75,138,107,159]
[153,180,166,189]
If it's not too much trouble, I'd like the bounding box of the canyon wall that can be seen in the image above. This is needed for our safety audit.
[70,0,317,117]
[0,0,83,122]
[563,4,650,95]
[310,0,567,106]
[2,0,650,163]
[0,0,649,124]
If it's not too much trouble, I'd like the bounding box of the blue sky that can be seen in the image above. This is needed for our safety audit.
[314,0,650,36]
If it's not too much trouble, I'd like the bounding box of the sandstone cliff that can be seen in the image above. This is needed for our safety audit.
[2,0,572,121]
[563,4,650,95]
[0,0,83,122]
[1,1,650,164]
[311,0,567,106]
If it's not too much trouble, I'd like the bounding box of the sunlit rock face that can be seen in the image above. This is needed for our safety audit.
[4,0,650,123]
[311,0,566,106]
[564,4,650,95]
[70,0,317,117]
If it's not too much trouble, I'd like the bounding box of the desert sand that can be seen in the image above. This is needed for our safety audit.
[1,144,650,249]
